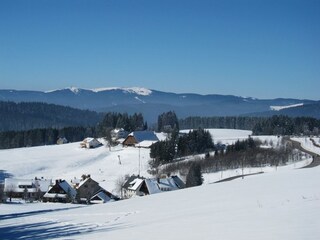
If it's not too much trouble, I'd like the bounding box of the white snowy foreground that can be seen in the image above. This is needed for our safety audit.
[0,130,319,239]
[1,165,319,240]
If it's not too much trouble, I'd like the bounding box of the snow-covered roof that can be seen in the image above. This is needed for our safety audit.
[157,178,180,191]
[83,137,95,143]
[138,140,158,148]
[130,131,159,143]
[77,177,99,189]
[4,178,52,193]
[59,181,77,197]
[112,128,125,133]
[46,180,77,198]
[155,132,168,141]
[128,178,144,191]
[91,190,112,203]
[144,179,162,194]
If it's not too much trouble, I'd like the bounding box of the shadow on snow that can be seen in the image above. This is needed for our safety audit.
[0,221,128,240]
[0,206,84,221]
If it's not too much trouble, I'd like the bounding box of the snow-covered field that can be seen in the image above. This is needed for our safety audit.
[0,140,153,193]
[1,161,319,240]
[181,128,252,145]
[0,129,253,192]
[1,129,319,239]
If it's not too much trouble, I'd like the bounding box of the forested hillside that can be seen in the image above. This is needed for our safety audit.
[0,112,147,149]
[0,101,103,131]
[179,116,320,136]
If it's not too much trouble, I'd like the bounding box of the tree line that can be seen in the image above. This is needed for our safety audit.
[179,115,320,135]
[149,128,214,168]
[157,138,305,178]
[0,112,149,149]
[2,109,320,150]
[0,101,103,132]
[0,127,96,149]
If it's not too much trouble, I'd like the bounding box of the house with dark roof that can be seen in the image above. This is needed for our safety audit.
[43,179,77,203]
[122,131,159,147]
[75,176,118,204]
[121,175,145,199]
[4,177,52,201]
[122,175,185,198]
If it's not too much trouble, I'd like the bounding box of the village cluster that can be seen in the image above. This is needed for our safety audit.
[1,129,186,204]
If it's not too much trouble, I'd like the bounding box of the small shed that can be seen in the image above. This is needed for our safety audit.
[57,137,68,145]
[80,138,102,149]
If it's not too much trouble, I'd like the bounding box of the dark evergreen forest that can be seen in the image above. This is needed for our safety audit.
[179,115,320,136]
[157,137,305,177]
[0,112,147,149]
[1,103,320,150]
[0,101,103,131]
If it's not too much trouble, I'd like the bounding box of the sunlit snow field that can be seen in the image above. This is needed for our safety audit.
[1,129,319,239]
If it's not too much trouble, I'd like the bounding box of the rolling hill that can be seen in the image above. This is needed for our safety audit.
[1,87,319,123]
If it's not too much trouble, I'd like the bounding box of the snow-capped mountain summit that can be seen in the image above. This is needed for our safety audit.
[91,87,152,96]
[45,87,152,96]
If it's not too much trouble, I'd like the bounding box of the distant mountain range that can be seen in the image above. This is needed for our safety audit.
[1,87,319,123]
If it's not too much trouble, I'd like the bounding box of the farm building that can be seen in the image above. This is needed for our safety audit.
[43,179,77,203]
[57,137,68,145]
[75,175,118,204]
[4,177,52,200]
[122,175,185,198]
[122,131,159,147]
[80,138,102,149]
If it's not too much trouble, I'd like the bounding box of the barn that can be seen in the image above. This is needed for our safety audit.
[122,131,159,147]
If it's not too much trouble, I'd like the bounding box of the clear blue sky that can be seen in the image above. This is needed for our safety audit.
[0,0,319,100]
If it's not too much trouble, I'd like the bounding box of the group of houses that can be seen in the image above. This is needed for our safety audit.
[57,129,161,149]
[1,129,184,203]
[2,174,186,203]
[3,175,118,204]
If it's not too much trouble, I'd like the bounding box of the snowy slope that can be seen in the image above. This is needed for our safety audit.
[0,130,307,192]
[0,140,153,192]
[270,103,304,111]
[0,163,319,240]
[1,129,319,239]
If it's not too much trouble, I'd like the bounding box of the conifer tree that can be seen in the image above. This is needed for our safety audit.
[186,163,203,187]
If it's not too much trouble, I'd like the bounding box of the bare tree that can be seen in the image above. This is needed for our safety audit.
[114,174,129,198]
[5,184,15,202]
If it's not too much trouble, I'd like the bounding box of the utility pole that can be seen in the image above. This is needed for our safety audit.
[242,156,245,179]
[138,143,141,176]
